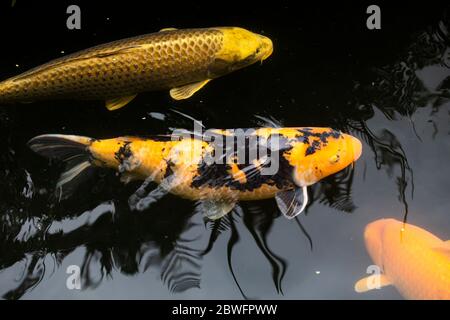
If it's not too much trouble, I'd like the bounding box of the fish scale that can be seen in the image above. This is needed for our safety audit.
[0,28,224,102]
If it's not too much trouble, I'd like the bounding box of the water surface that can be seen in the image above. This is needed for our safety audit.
[0,2,449,299]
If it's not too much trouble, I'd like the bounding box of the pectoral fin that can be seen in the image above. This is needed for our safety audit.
[120,172,141,184]
[129,172,182,211]
[105,94,137,111]
[275,186,308,219]
[199,199,235,220]
[160,27,178,32]
[354,274,392,293]
[170,80,211,100]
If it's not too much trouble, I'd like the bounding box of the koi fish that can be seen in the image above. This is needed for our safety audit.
[355,218,450,300]
[28,127,362,220]
[0,27,273,111]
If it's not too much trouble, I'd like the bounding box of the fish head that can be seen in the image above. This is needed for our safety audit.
[210,27,273,75]
[287,129,362,186]
[363,219,397,268]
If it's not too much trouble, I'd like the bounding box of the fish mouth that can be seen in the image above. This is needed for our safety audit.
[259,36,273,62]
[351,136,362,161]
[343,134,362,162]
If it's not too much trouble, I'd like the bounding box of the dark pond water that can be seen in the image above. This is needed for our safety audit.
[0,2,449,299]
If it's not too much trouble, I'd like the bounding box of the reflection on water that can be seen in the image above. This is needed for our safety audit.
[347,16,450,220]
[0,7,449,300]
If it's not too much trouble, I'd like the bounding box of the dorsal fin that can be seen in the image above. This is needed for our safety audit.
[159,28,178,32]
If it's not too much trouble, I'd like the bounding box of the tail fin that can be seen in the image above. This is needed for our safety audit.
[28,134,94,199]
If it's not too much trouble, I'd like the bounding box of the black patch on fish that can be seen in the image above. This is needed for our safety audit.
[190,133,294,192]
[305,140,321,156]
[164,159,175,179]
[297,128,341,141]
[297,129,342,156]
[187,129,343,191]
[114,141,133,164]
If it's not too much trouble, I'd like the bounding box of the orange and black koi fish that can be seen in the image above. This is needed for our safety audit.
[28,128,362,220]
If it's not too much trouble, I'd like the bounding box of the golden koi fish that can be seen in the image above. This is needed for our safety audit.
[28,127,362,220]
[355,219,450,300]
[0,27,273,110]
